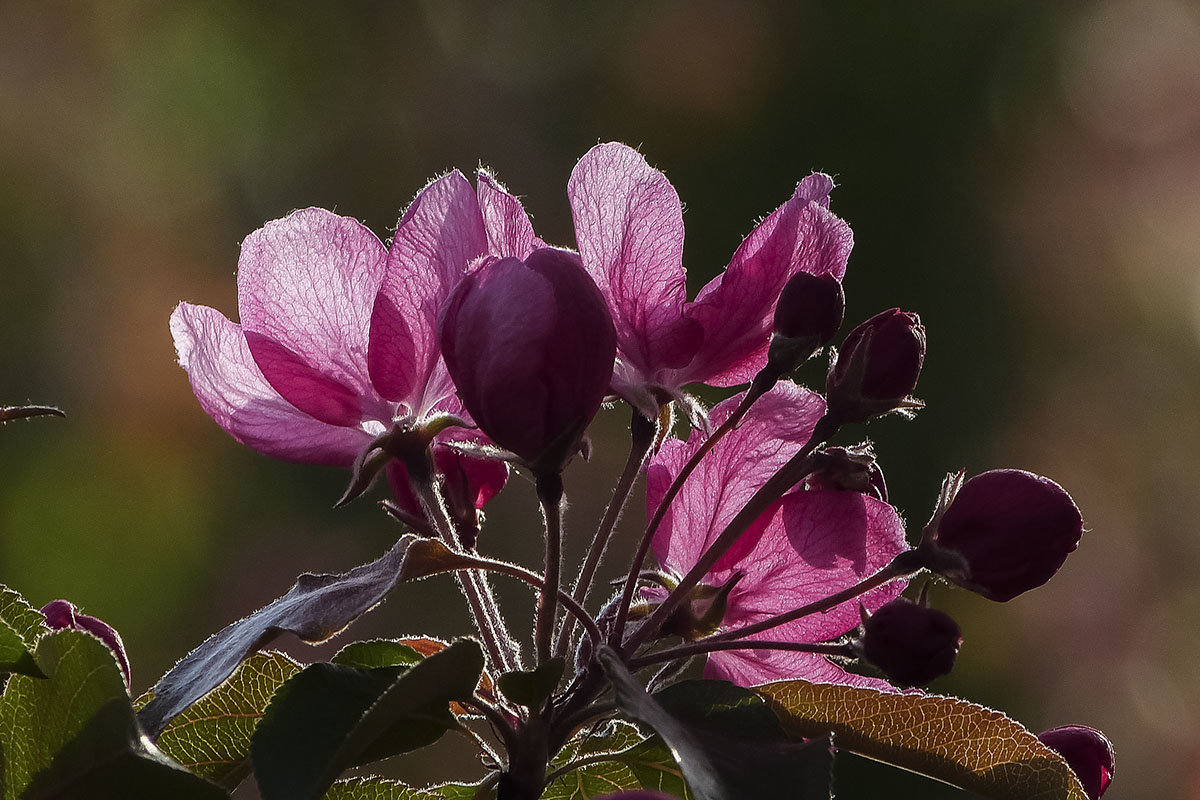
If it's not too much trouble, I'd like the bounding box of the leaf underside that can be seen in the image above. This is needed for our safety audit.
[755,680,1090,800]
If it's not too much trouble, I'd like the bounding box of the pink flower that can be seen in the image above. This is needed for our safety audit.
[647,383,909,688]
[170,170,533,515]
[568,143,853,420]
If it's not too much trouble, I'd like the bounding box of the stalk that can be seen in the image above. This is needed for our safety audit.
[534,472,565,666]
[609,374,774,647]
[555,409,655,659]
[409,464,519,673]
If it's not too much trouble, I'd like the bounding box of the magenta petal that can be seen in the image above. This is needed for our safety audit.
[705,646,901,692]
[477,169,543,259]
[237,209,386,415]
[649,382,827,571]
[370,171,488,410]
[682,176,854,387]
[569,143,698,377]
[244,331,368,428]
[171,303,370,465]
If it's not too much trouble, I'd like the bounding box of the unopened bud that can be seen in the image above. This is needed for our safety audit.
[826,309,925,424]
[439,248,616,476]
[859,597,960,686]
[919,469,1083,602]
[766,273,845,374]
[41,599,131,691]
[1038,725,1114,800]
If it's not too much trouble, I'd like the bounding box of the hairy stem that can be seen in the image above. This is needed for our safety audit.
[556,410,655,659]
[409,465,518,673]
[535,472,565,666]
[609,375,774,648]
[459,552,605,650]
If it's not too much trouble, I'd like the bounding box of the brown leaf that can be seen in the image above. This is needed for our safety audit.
[755,681,1088,800]
[138,535,478,736]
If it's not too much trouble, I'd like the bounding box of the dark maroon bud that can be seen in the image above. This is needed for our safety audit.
[805,443,888,502]
[41,599,131,691]
[826,308,925,424]
[860,597,961,686]
[439,248,617,476]
[1038,725,1115,800]
[766,273,845,374]
[921,469,1084,602]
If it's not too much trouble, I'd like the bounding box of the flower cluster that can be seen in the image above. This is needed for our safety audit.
[158,143,1112,799]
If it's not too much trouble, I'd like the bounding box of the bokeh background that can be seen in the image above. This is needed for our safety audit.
[1,2,1196,797]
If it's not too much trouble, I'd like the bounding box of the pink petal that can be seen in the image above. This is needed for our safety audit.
[477,169,544,259]
[243,332,366,428]
[681,175,853,387]
[171,303,370,465]
[370,171,488,411]
[718,492,907,641]
[649,382,827,572]
[705,646,902,692]
[569,143,700,379]
[237,208,388,422]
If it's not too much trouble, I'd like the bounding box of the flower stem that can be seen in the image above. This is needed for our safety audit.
[459,551,604,650]
[408,464,518,673]
[625,412,840,653]
[609,375,775,648]
[555,409,655,659]
[535,472,565,666]
[628,638,855,670]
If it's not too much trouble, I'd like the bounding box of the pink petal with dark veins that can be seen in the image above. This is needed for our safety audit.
[370,171,488,411]
[171,303,370,466]
[682,174,853,387]
[237,208,388,421]
[569,143,700,379]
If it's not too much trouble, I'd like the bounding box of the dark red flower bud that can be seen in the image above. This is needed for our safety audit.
[805,443,888,502]
[1038,725,1115,800]
[922,469,1084,602]
[860,597,961,686]
[439,247,617,476]
[41,599,131,690]
[826,308,925,424]
[766,273,845,374]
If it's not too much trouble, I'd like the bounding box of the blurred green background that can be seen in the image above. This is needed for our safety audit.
[2,1,1196,797]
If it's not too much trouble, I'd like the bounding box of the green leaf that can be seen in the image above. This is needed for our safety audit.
[332,640,427,670]
[0,629,227,799]
[0,618,44,679]
[251,639,484,800]
[153,651,300,789]
[497,658,564,708]
[139,535,483,736]
[597,646,833,800]
[0,584,47,646]
[322,777,483,799]
[755,680,1090,800]
[542,733,691,800]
